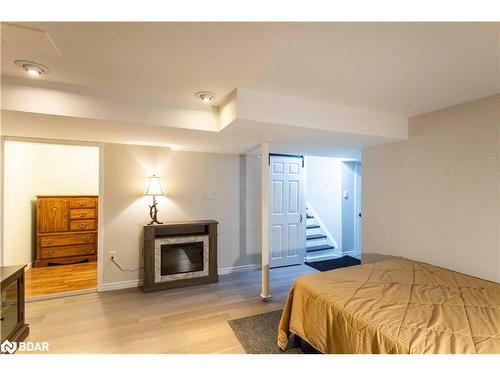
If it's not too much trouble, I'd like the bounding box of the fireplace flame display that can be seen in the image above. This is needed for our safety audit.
[160,242,204,276]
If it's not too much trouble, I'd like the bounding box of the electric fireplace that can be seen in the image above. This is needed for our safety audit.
[143,221,218,292]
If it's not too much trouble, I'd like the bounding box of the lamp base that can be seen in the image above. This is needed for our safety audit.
[147,196,163,225]
[147,220,163,226]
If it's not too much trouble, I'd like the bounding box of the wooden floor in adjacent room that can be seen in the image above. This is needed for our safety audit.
[24,264,315,354]
[25,262,97,298]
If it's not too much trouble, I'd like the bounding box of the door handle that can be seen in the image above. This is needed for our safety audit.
[300,214,303,223]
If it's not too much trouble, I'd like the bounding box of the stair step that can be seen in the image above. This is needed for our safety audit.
[306,224,320,229]
[306,214,314,219]
[306,234,327,241]
[306,244,335,253]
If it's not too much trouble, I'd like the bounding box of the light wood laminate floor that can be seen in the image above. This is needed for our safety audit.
[25,264,316,354]
[25,262,97,298]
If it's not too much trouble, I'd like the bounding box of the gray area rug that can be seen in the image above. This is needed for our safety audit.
[227,309,302,354]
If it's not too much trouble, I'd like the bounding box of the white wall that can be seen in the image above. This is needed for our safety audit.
[306,156,343,250]
[3,141,99,266]
[101,144,261,287]
[363,95,500,282]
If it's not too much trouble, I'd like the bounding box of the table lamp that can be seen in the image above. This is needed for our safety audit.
[144,175,165,225]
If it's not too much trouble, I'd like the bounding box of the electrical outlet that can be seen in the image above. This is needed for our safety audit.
[109,251,116,259]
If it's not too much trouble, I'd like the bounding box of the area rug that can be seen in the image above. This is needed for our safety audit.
[228,310,319,354]
[305,255,360,272]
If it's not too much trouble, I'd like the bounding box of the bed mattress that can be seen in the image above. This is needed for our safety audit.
[278,258,500,354]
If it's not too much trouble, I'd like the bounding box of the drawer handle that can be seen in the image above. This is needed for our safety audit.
[44,240,54,245]
[79,212,88,217]
[79,202,87,206]
[45,250,54,256]
[83,248,92,253]
[83,237,92,242]
[79,224,87,229]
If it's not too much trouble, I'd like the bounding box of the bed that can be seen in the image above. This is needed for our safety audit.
[278,258,500,354]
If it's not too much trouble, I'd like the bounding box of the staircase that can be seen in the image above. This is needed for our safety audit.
[305,207,339,261]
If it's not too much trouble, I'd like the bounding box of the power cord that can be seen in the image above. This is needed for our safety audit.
[110,255,143,272]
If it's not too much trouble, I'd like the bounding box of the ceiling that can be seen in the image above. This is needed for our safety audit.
[2,22,499,117]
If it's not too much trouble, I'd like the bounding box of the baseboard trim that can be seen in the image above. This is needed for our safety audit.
[100,279,143,292]
[218,264,260,275]
[99,264,261,292]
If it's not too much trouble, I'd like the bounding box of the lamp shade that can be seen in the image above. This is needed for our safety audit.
[144,175,165,196]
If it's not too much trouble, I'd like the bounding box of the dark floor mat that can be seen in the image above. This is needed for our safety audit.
[227,310,304,354]
[305,255,361,272]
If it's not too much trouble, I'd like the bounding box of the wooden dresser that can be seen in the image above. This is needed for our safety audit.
[35,195,98,267]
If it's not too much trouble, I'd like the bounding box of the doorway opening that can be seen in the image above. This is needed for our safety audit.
[2,139,100,299]
[341,161,362,258]
[267,154,362,269]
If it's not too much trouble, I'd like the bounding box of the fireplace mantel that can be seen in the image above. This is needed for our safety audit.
[143,220,218,292]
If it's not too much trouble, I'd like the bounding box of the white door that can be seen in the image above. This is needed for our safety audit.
[268,155,305,268]
[354,163,362,255]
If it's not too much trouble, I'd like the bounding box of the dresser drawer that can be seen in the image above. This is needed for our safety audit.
[40,233,96,248]
[70,208,96,219]
[69,198,96,209]
[70,219,96,231]
[41,244,95,259]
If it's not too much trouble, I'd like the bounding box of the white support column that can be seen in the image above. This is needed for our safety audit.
[260,142,271,301]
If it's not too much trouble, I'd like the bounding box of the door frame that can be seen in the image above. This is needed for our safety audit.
[353,162,362,255]
[267,153,306,268]
[0,136,105,295]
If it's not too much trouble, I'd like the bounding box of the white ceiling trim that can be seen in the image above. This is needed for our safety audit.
[1,110,402,158]
[234,88,408,139]
[2,77,408,142]
[1,76,220,132]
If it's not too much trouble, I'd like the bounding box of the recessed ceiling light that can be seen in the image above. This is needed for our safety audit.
[15,60,50,77]
[195,91,216,103]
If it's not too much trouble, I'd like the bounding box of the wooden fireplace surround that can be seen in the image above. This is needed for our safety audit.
[143,220,218,292]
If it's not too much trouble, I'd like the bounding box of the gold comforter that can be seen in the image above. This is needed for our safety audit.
[278,258,500,354]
